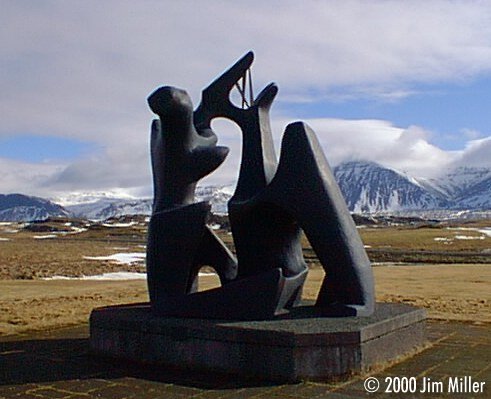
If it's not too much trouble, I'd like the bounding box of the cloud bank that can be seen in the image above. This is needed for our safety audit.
[1,1,491,196]
[3,117,490,198]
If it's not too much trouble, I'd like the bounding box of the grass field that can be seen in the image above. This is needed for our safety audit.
[2,218,489,280]
[0,220,147,279]
[0,217,489,336]
[1,265,489,336]
[359,222,491,263]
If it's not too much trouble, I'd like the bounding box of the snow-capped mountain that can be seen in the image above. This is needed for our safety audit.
[66,198,153,220]
[431,167,491,210]
[333,161,449,213]
[0,194,70,222]
[424,167,491,199]
[453,174,491,209]
[195,185,234,214]
[1,163,489,221]
[61,185,234,220]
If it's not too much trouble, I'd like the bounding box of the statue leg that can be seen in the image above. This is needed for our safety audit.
[186,227,238,292]
[264,122,375,316]
[146,202,209,312]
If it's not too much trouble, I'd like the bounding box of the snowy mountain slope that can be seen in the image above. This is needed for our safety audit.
[453,174,491,209]
[62,185,234,220]
[0,194,70,222]
[333,161,449,213]
[2,163,489,220]
[426,167,491,198]
[417,167,491,209]
[66,198,152,220]
[195,185,234,214]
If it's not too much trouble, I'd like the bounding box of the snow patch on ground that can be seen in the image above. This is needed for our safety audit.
[441,227,490,240]
[446,227,490,234]
[101,222,138,228]
[44,271,216,280]
[478,228,491,237]
[67,227,88,235]
[84,252,146,264]
[32,228,87,239]
[45,272,147,280]
[454,235,485,240]
[0,237,11,241]
[435,229,489,243]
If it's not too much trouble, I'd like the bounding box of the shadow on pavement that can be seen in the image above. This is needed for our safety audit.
[0,335,280,390]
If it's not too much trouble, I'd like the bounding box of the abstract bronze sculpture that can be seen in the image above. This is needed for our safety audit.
[146,52,374,319]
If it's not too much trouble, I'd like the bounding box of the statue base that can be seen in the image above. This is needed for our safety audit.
[89,302,426,382]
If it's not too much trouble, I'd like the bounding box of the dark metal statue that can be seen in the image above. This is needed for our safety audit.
[146,52,374,319]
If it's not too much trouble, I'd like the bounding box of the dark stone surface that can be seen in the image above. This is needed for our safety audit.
[90,303,426,381]
[146,51,375,319]
[3,320,488,398]
[146,85,238,316]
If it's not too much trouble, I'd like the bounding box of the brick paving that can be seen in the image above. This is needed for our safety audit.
[0,320,489,398]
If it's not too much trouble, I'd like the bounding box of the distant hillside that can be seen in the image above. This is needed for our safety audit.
[333,161,448,212]
[1,161,490,221]
[66,198,153,220]
[433,167,491,210]
[60,185,232,220]
[0,194,70,222]
[334,161,491,213]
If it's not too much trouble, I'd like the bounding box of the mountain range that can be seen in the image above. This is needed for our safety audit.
[0,194,70,222]
[1,161,490,222]
[333,161,491,213]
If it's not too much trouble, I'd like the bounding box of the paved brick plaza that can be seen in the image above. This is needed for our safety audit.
[0,321,489,398]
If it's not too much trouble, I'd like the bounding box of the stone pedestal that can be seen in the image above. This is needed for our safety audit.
[90,303,426,382]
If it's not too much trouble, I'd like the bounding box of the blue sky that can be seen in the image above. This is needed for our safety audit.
[278,78,491,151]
[0,135,98,162]
[1,1,491,198]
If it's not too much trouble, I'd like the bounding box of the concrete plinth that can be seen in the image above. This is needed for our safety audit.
[90,303,426,382]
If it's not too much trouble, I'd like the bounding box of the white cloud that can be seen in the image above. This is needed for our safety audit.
[272,118,456,177]
[1,1,491,196]
[2,1,491,140]
[0,158,65,196]
[461,128,483,140]
[45,140,152,194]
[456,137,491,168]
[1,117,489,197]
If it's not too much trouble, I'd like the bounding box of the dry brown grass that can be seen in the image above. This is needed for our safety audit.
[0,219,490,336]
[304,265,491,323]
[1,264,489,336]
[0,279,148,336]
[199,264,491,323]
[0,224,146,279]
[1,220,489,280]
[359,226,490,252]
